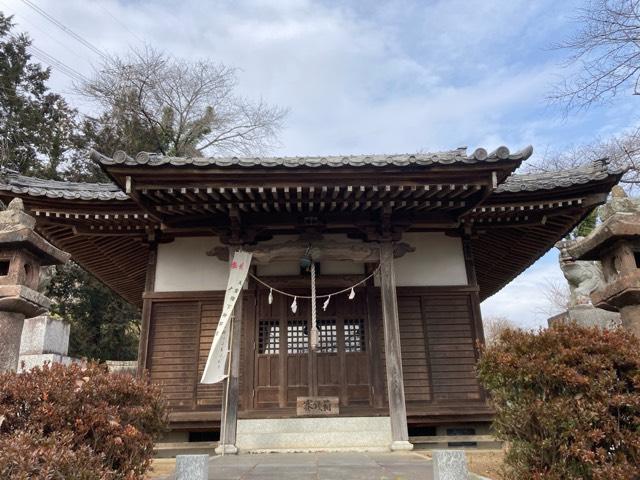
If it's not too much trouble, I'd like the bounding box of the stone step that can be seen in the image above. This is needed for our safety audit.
[154,441,217,459]
[236,416,392,452]
[411,435,503,450]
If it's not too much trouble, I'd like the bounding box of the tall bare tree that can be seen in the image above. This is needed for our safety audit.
[79,47,287,157]
[538,1,640,190]
[550,0,640,112]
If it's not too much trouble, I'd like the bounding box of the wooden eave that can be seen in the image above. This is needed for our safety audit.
[468,174,622,300]
[0,194,152,307]
[0,151,622,306]
[94,160,524,236]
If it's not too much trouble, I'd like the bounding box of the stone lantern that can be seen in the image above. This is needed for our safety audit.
[567,187,640,336]
[0,198,70,372]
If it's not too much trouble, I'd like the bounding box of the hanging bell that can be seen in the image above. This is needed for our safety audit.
[291,296,298,314]
[322,296,331,311]
[268,288,273,305]
[348,287,355,300]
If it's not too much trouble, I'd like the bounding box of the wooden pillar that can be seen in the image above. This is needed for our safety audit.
[216,246,243,454]
[137,244,157,375]
[462,236,486,349]
[379,241,413,451]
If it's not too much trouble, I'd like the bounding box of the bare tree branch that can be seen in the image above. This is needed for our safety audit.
[550,0,640,112]
[77,46,287,156]
[526,127,640,192]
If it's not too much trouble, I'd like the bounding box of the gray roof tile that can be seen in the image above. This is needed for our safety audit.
[496,159,624,193]
[0,170,129,201]
[0,153,622,201]
[91,145,534,168]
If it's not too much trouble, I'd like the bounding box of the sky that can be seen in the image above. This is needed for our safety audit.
[1,0,637,329]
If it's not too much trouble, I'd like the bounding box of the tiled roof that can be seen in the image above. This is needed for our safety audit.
[0,170,129,201]
[496,159,624,193]
[91,145,534,168]
[0,154,623,201]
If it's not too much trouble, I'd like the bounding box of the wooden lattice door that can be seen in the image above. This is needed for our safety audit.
[252,287,372,411]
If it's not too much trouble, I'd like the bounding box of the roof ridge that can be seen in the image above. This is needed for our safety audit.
[91,145,534,167]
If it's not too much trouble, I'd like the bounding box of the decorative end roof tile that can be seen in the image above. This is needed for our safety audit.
[91,145,534,168]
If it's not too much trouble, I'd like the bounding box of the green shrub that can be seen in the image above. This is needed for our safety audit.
[477,324,640,480]
[0,362,168,480]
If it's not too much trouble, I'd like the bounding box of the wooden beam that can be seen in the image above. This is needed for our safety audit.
[379,241,413,451]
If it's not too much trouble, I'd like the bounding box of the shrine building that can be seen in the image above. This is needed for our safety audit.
[0,146,622,451]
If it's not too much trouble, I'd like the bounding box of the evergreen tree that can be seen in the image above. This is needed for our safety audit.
[0,12,139,361]
[45,263,139,360]
[0,13,78,178]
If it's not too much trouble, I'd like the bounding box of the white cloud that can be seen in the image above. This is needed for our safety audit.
[481,251,566,330]
[1,0,622,323]
[3,0,580,155]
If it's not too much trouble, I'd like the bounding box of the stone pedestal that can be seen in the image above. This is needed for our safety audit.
[17,315,75,372]
[548,304,620,329]
[620,304,640,337]
[0,312,26,372]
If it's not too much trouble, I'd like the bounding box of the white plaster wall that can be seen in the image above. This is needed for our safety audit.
[154,236,229,292]
[389,232,468,287]
[154,233,466,290]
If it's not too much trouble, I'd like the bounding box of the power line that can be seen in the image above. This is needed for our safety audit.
[0,0,96,65]
[0,1,89,83]
[20,0,108,60]
[97,3,145,45]
[28,44,88,83]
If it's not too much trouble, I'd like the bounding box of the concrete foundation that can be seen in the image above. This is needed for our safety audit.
[0,311,25,372]
[236,416,393,452]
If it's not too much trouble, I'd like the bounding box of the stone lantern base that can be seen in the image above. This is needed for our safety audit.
[17,315,77,372]
[548,304,621,329]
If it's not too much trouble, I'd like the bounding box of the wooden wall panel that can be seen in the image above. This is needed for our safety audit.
[422,294,481,401]
[147,301,201,411]
[398,295,431,402]
[147,293,227,417]
[147,286,488,427]
[196,300,224,408]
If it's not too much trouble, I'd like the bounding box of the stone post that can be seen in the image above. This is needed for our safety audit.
[0,198,70,372]
[432,450,468,480]
[175,454,209,480]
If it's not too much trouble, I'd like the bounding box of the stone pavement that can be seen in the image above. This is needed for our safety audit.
[161,451,434,480]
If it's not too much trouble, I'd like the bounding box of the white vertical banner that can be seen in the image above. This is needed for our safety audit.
[200,250,253,384]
